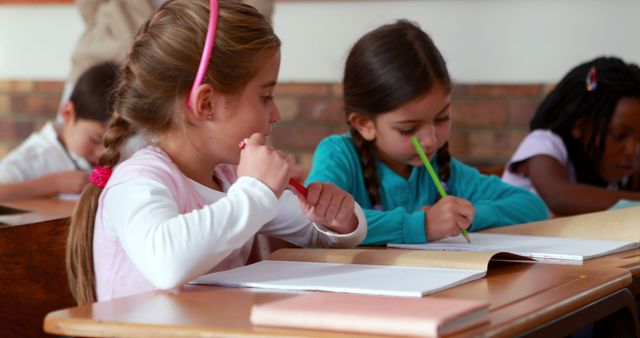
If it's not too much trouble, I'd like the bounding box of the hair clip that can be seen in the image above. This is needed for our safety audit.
[188,0,219,108]
[586,66,598,92]
[90,166,113,189]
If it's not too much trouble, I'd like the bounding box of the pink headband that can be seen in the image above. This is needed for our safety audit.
[188,0,219,108]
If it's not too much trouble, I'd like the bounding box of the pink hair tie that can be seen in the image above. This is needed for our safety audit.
[90,166,113,189]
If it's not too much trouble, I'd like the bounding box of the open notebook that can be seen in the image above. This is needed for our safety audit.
[191,248,517,297]
[390,206,640,262]
[389,232,638,262]
[483,205,640,242]
[251,292,489,337]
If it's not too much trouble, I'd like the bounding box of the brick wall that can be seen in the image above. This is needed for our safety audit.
[0,81,549,177]
[271,83,550,176]
[0,81,64,157]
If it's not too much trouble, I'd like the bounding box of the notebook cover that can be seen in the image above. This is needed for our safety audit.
[250,292,489,337]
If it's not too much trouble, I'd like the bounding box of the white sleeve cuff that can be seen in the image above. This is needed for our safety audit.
[313,202,367,241]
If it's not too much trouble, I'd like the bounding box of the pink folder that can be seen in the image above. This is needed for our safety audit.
[251,292,489,337]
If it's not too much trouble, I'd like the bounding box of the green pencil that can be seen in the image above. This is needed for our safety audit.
[411,136,471,243]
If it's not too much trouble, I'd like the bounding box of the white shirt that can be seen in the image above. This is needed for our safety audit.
[0,121,91,184]
[502,129,621,197]
[98,156,367,292]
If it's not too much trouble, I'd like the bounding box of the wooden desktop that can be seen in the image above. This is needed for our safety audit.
[44,261,636,338]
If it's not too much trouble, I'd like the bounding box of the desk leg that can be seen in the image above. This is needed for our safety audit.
[521,288,639,338]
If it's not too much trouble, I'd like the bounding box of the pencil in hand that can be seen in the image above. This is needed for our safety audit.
[410,136,471,243]
[238,139,308,198]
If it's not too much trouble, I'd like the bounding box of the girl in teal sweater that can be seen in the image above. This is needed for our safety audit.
[306,20,548,245]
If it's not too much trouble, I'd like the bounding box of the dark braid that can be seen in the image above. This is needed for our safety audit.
[350,128,382,206]
[343,20,451,207]
[436,142,451,183]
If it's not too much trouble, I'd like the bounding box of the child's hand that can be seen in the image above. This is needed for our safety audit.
[237,133,294,198]
[421,196,474,241]
[298,182,358,234]
[51,170,89,194]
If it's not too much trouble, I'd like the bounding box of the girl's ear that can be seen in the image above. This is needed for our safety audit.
[348,112,376,141]
[60,101,77,125]
[190,84,218,121]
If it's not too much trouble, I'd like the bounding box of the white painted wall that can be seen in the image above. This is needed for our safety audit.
[1,0,639,83]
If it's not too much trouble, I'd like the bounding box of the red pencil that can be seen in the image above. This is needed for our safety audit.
[239,140,308,198]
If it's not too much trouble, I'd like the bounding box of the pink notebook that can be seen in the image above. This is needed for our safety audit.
[250,292,489,337]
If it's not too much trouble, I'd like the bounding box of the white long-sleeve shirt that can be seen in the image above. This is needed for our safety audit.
[93,146,366,300]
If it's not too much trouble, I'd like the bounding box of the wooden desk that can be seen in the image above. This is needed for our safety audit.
[484,218,640,298]
[586,249,640,300]
[0,198,76,227]
[44,263,635,338]
[0,216,75,338]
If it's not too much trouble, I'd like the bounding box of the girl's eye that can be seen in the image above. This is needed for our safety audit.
[435,115,450,124]
[609,132,629,142]
[398,128,416,136]
[262,95,274,104]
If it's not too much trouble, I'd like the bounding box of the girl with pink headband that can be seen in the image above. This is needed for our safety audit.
[67,0,367,305]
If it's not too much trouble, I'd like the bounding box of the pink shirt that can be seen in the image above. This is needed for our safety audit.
[93,146,366,301]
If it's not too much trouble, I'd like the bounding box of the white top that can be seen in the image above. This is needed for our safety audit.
[0,121,91,184]
[95,146,366,297]
[502,129,621,197]
[501,129,576,197]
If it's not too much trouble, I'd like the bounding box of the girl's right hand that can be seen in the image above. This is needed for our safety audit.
[237,133,294,198]
[421,196,474,242]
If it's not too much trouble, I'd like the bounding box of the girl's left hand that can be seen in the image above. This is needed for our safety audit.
[297,182,358,234]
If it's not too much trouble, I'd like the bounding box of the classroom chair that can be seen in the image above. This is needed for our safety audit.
[0,217,75,338]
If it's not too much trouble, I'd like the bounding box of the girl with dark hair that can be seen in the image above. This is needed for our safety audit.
[0,62,118,200]
[503,56,640,216]
[306,20,547,245]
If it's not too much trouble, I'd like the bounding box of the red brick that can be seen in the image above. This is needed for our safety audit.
[271,124,334,152]
[332,123,350,135]
[275,83,330,97]
[450,84,469,98]
[300,98,345,124]
[468,85,542,98]
[542,83,556,96]
[331,84,344,97]
[452,100,508,127]
[35,81,65,93]
[466,130,527,161]
[10,93,59,117]
[0,143,12,159]
[14,119,36,139]
[0,94,9,116]
[274,97,299,121]
[0,81,10,92]
[8,81,35,92]
[448,130,468,157]
[0,120,34,141]
[509,100,539,127]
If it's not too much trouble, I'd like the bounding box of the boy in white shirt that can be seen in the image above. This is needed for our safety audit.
[0,62,118,201]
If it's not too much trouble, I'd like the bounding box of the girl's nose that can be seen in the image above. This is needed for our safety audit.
[269,101,281,123]
[623,137,640,157]
[417,125,437,153]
